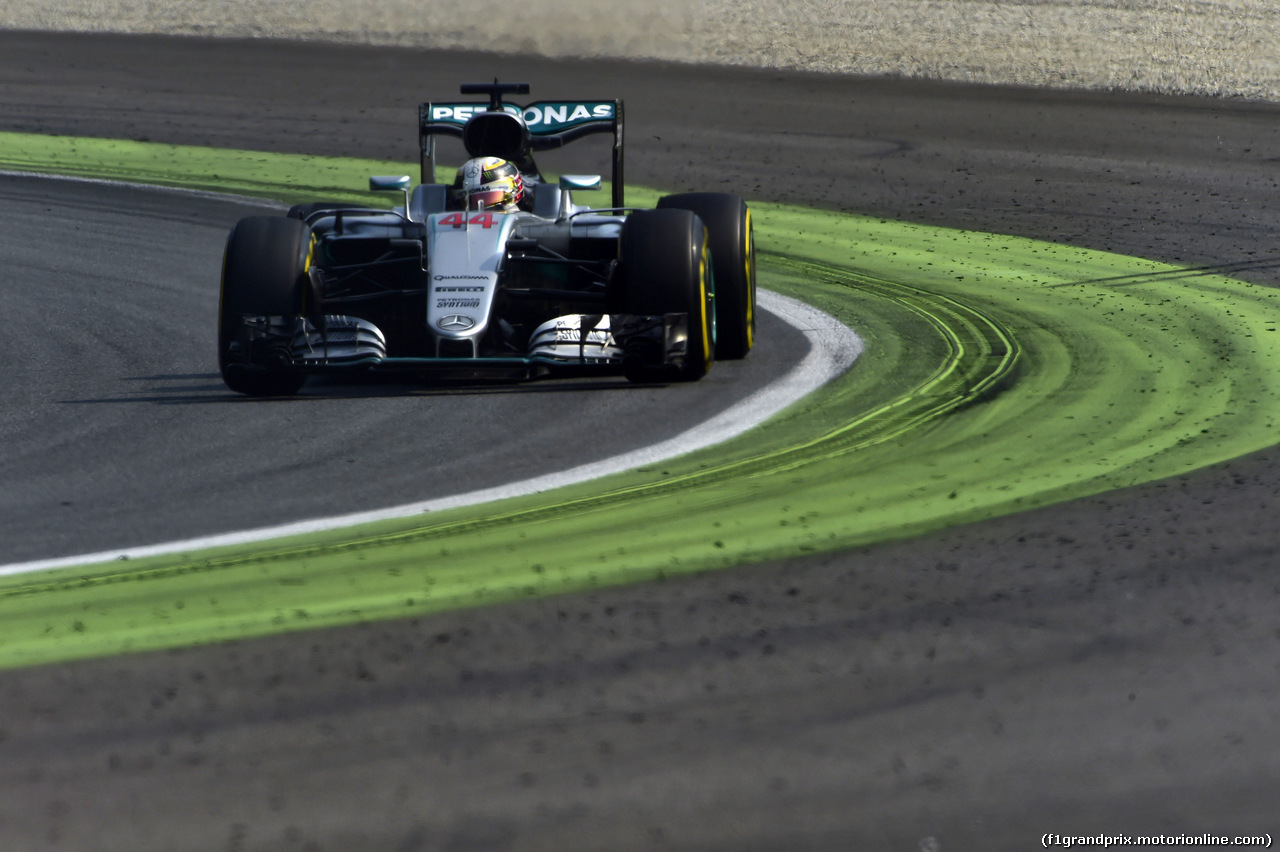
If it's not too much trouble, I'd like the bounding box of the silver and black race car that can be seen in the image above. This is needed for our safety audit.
[217,80,756,396]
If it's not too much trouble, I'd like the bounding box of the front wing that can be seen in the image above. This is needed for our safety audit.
[248,312,697,381]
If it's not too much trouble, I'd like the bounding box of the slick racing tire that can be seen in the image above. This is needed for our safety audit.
[218,215,311,396]
[616,208,715,383]
[657,192,756,360]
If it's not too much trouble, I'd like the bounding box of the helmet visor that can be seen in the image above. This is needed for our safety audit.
[461,188,509,210]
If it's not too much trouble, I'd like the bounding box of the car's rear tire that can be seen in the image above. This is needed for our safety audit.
[219,216,311,396]
[657,192,756,360]
[615,208,714,383]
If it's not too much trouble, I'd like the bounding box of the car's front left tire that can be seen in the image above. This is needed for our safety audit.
[657,192,756,360]
[615,208,715,383]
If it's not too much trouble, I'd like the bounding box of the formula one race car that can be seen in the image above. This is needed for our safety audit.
[218,80,756,395]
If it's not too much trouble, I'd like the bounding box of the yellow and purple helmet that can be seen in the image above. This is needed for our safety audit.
[450,156,525,211]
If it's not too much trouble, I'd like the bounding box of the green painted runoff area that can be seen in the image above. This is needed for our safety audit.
[2,132,1279,669]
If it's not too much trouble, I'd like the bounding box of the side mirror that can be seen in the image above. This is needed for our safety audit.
[370,175,412,212]
[559,174,602,192]
[557,174,602,220]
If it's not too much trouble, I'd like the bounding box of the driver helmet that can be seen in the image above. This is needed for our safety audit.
[450,156,524,211]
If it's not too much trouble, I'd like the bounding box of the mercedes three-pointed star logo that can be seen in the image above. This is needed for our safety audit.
[437,315,476,331]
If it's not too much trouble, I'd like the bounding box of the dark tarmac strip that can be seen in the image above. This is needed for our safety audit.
[1,31,1278,850]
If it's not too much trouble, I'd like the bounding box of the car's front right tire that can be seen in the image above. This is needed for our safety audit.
[218,216,311,396]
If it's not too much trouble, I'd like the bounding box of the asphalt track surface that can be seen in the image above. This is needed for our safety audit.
[2,31,1280,851]
[0,173,805,565]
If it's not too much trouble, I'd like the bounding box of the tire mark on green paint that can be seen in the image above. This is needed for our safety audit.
[756,253,1020,467]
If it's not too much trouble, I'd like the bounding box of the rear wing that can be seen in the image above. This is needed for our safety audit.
[419,84,625,207]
